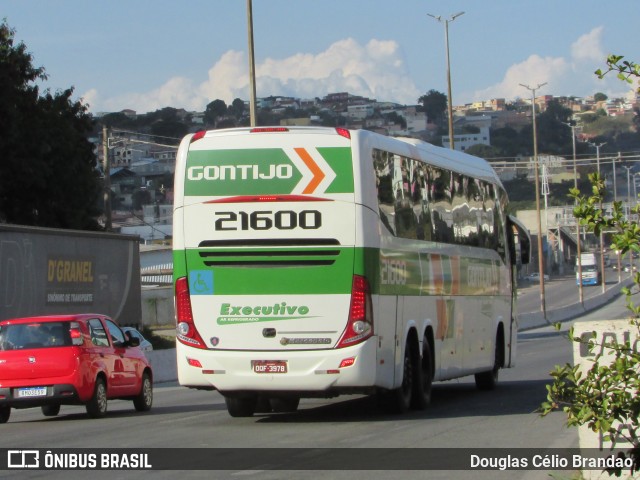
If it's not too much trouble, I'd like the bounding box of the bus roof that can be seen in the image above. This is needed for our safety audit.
[387,135,503,188]
[185,126,504,190]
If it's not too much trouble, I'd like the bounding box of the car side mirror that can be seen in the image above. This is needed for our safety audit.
[125,332,140,347]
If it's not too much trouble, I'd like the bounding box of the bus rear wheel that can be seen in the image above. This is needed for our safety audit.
[225,395,257,417]
[411,338,433,410]
[270,397,300,413]
[378,341,414,414]
[475,332,503,391]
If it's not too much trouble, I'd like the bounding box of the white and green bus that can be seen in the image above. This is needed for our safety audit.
[172,126,530,417]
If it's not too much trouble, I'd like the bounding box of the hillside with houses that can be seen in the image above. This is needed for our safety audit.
[93,90,640,242]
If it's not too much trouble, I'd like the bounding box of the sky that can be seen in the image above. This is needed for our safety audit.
[3,0,640,114]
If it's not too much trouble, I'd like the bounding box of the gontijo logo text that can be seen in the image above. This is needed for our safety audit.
[188,164,293,180]
[217,302,313,325]
[185,147,345,196]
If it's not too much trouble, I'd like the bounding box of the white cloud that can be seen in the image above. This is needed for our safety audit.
[467,27,630,103]
[571,27,605,63]
[83,38,421,113]
[472,54,569,102]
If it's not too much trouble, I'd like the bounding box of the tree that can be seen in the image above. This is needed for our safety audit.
[594,92,608,102]
[491,126,526,157]
[228,98,246,120]
[535,99,573,154]
[383,111,407,129]
[0,20,101,229]
[461,124,480,134]
[418,90,447,126]
[465,144,500,159]
[150,120,187,144]
[204,99,227,127]
[541,55,640,477]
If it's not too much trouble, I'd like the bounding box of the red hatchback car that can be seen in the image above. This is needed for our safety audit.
[0,314,153,422]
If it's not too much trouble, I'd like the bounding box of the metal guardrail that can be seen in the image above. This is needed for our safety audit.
[141,263,173,286]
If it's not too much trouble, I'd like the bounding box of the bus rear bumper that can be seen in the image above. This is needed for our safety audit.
[177,338,379,394]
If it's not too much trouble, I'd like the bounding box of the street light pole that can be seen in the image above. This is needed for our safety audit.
[102,125,112,232]
[428,11,464,150]
[625,165,633,216]
[561,120,584,299]
[246,0,258,127]
[589,142,607,293]
[562,122,578,190]
[520,82,547,318]
[588,141,606,176]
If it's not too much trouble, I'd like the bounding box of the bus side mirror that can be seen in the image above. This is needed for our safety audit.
[507,216,531,265]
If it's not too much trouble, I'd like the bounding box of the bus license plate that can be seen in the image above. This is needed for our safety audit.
[252,360,287,374]
[17,387,47,398]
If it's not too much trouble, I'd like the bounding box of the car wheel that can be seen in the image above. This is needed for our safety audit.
[0,406,10,423]
[270,397,300,413]
[86,377,108,418]
[225,396,257,417]
[133,373,153,412]
[41,404,61,417]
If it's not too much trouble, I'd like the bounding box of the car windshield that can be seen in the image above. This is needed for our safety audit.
[0,322,72,350]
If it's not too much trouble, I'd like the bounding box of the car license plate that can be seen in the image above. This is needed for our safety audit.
[17,387,47,398]
[252,360,287,374]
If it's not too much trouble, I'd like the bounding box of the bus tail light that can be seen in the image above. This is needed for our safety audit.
[175,277,207,349]
[335,127,351,139]
[190,131,206,143]
[336,275,373,348]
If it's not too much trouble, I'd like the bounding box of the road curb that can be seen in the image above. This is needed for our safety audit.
[518,277,635,331]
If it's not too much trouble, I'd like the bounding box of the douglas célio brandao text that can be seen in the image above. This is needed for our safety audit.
[470,453,633,471]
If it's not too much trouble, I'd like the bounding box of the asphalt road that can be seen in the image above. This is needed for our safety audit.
[1,294,632,480]
[516,266,630,315]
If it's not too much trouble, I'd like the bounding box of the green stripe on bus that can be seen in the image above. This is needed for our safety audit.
[317,147,354,193]
[173,246,505,297]
[181,247,356,295]
[173,249,187,281]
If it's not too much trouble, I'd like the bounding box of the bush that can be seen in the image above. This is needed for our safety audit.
[540,173,640,476]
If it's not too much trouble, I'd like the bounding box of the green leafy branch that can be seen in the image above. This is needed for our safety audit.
[541,172,640,475]
[595,55,640,94]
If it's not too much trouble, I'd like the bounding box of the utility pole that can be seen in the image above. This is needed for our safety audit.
[589,141,607,294]
[102,125,112,231]
[520,82,547,319]
[247,0,258,127]
[427,11,464,150]
[563,120,583,301]
[625,165,633,217]
[562,121,578,190]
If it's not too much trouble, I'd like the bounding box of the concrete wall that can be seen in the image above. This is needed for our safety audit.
[141,286,174,326]
[146,348,177,384]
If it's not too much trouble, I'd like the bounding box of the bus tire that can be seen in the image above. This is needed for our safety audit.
[270,397,300,413]
[225,395,257,417]
[411,338,433,410]
[385,341,414,413]
[475,331,503,391]
[255,396,272,413]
